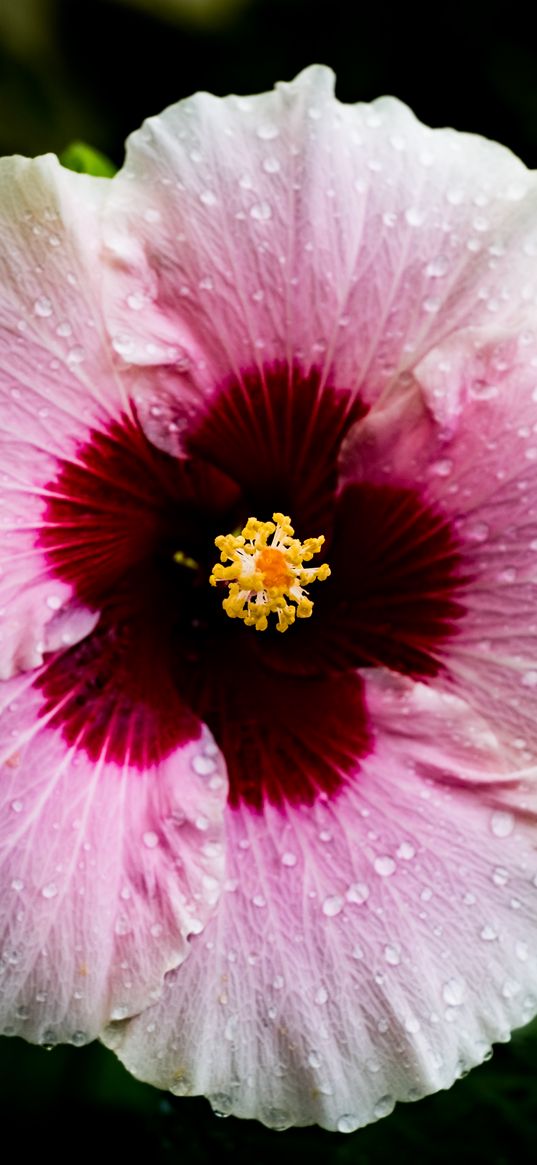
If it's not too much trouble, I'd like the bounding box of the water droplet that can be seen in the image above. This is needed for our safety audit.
[66,346,85,366]
[11,879,24,892]
[262,157,281,173]
[374,1095,394,1119]
[209,1092,233,1118]
[256,123,279,141]
[252,894,266,908]
[191,754,216,776]
[374,856,396,877]
[404,1016,421,1033]
[396,842,415,860]
[442,977,466,1005]
[281,851,297,867]
[41,882,58,899]
[322,895,344,917]
[491,866,509,886]
[480,924,498,941]
[405,207,424,227]
[70,1030,87,1046]
[469,382,499,401]
[110,1004,129,1021]
[346,882,369,904]
[170,1070,192,1097]
[501,976,521,999]
[430,458,453,477]
[426,256,449,277]
[10,800,23,813]
[308,1050,322,1069]
[142,831,159,848]
[384,944,401,965]
[250,202,272,221]
[33,297,53,318]
[45,594,62,611]
[491,811,514,838]
[260,1106,291,1131]
[315,986,328,1005]
[337,1114,360,1133]
[522,670,537,688]
[199,190,217,207]
[466,521,490,543]
[126,292,147,311]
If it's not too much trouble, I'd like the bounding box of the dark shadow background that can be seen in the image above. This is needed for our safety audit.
[1,0,537,1160]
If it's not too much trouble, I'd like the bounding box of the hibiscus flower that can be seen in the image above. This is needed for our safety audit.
[2,65,537,1133]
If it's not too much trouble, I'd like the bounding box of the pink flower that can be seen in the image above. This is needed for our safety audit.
[2,65,537,1131]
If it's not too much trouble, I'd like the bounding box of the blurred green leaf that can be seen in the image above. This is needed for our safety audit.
[60,140,117,177]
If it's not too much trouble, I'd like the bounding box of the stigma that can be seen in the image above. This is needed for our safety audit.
[210,513,330,633]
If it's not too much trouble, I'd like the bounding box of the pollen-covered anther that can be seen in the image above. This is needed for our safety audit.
[210,512,330,632]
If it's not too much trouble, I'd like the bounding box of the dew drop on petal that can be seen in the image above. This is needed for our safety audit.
[322,895,344,917]
[142,831,159,849]
[337,1114,360,1133]
[250,202,272,221]
[70,1030,88,1047]
[384,944,401,965]
[374,856,396,877]
[466,521,490,543]
[347,882,370,904]
[33,296,53,317]
[490,811,514,838]
[502,977,521,999]
[256,123,279,140]
[430,457,454,477]
[374,1095,395,1119]
[396,842,415,860]
[191,754,217,776]
[404,1016,420,1034]
[442,977,466,1005]
[41,883,58,899]
[405,207,425,227]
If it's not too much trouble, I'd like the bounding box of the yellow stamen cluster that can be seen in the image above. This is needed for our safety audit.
[210,512,330,633]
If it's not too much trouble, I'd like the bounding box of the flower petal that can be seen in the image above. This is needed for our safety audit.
[102,672,537,1130]
[0,661,227,1043]
[101,66,537,453]
[0,155,131,678]
[342,350,537,763]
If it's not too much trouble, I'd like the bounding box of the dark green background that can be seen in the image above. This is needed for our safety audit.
[1,1,537,1158]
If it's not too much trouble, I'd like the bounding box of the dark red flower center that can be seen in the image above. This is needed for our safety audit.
[36,362,466,810]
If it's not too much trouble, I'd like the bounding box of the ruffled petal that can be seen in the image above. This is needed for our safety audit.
[0,155,131,678]
[103,672,537,1130]
[0,663,227,1044]
[101,65,537,453]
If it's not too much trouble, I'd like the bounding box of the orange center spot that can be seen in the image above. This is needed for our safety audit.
[257,546,292,588]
